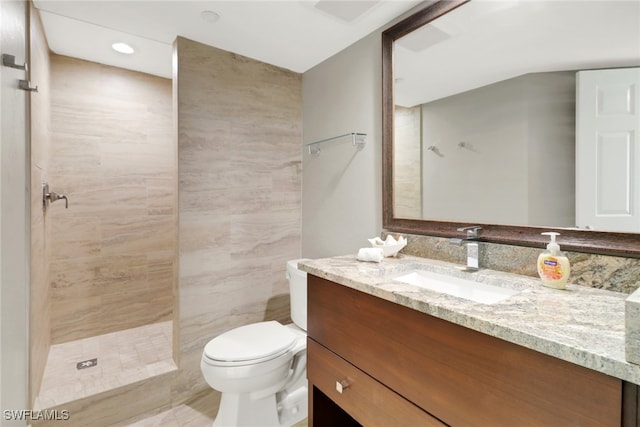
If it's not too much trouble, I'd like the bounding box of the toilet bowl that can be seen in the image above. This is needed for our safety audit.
[201,259,310,427]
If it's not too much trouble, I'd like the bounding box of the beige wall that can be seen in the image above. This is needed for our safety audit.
[48,55,175,344]
[29,3,52,405]
[301,30,382,259]
[175,36,302,403]
[1,0,30,415]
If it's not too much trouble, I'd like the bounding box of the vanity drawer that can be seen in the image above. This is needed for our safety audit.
[307,338,445,427]
[308,274,622,427]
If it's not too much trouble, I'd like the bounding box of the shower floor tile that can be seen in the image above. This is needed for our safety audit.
[35,321,176,409]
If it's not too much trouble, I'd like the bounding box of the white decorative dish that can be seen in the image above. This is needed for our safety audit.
[368,235,407,257]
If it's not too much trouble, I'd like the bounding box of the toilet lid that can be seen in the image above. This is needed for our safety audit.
[204,321,297,363]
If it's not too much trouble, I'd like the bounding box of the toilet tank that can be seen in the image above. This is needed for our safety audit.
[286,259,310,331]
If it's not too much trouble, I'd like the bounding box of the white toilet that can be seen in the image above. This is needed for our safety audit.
[201,259,310,427]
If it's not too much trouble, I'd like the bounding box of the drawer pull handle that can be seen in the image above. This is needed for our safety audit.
[336,379,350,394]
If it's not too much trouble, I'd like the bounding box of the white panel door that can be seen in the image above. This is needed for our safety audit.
[576,68,640,232]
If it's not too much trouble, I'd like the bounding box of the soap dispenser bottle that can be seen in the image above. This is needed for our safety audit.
[537,232,571,289]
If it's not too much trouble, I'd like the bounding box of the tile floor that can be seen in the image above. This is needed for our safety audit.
[121,395,216,427]
[124,401,308,427]
[121,388,308,427]
[35,321,176,409]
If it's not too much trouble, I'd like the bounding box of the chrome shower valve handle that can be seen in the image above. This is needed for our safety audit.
[42,182,69,209]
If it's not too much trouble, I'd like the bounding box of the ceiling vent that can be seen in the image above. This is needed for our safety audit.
[313,0,380,22]
[396,25,451,53]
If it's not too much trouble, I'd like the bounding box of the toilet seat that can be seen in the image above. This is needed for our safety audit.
[203,321,298,367]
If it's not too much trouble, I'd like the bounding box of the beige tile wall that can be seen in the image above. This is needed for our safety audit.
[29,32,302,424]
[394,105,422,219]
[48,55,176,344]
[174,36,302,404]
[30,4,52,405]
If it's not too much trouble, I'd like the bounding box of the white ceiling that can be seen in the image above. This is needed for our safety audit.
[33,0,424,77]
[32,0,640,104]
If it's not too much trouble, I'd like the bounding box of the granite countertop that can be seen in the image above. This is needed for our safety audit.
[298,254,640,385]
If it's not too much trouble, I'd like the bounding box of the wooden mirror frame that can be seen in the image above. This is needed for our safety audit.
[382,0,640,258]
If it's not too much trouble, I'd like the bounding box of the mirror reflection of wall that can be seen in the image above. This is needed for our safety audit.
[393,105,422,219]
[400,71,576,227]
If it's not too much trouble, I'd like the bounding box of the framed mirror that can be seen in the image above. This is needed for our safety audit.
[382,0,640,257]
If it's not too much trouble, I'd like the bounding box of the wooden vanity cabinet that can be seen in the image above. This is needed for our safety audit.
[307,275,638,427]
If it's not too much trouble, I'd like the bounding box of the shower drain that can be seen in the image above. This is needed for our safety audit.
[76,358,97,370]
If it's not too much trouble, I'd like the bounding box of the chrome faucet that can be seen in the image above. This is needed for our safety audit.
[449,226,482,271]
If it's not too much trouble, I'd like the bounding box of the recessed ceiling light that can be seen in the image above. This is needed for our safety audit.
[201,10,220,23]
[111,42,135,55]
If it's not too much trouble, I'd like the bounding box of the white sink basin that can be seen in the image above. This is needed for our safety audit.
[394,270,519,304]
